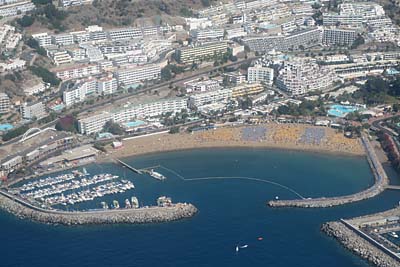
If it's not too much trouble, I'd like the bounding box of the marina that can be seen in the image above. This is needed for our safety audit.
[10,170,137,209]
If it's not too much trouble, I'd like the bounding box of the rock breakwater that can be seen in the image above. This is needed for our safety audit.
[268,134,388,208]
[0,192,198,226]
[322,221,400,267]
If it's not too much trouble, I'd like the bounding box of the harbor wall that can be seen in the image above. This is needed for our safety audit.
[321,221,400,267]
[268,134,389,208]
[0,190,197,226]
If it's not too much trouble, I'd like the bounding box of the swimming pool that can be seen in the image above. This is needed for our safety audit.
[123,120,145,128]
[0,123,13,131]
[52,104,65,111]
[327,104,359,117]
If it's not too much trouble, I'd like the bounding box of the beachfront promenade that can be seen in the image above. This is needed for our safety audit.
[268,133,389,208]
[0,189,197,225]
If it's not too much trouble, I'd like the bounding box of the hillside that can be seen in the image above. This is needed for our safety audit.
[25,0,221,34]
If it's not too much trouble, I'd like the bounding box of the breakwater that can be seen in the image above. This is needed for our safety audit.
[268,134,388,208]
[0,190,197,226]
[322,221,400,267]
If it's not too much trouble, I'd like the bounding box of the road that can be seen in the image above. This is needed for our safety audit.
[70,56,259,115]
[1,57,259,145]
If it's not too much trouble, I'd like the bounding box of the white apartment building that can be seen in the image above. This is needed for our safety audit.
[185,18,212,31]
[0,0,35,17]
[247,65,274,85]
[58,0,92,7]
[63,78,97,107]
[244,35,284,52]
[21,101,47,120]
[54,64,101,80]
[78,98,187,134]
[142,26,160,37]
[50,50,73,65]
[282,28,322,50]
[1,155,23,171]
[0,58,25,72]
[114,64,161,87]
[32,33,52,47]
[184,79,221,93]
[176,41,228,64]
[78,112,112,135]
[112,98,188,123]
[107,28,143,41]
[322,28,357,46]
[81,44,104,62]
[52,34,74,46]
[226,27,247,39]
[0,93,10,114]
[188,88,233,108]
[244,28,322,52]
[23,82,47,96]
[67,47,86,61]
[0,0,21,5]
[276,60,336,95]
[0,25,22,50]
[63,75,118,106]
[339,3,385,19]
[97,75,118,95]
[72,31,91,43]
[224,72,247,85]
[190,28,224,42]
[322,13,363,27]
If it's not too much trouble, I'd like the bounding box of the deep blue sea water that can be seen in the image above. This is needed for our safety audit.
[1,148,400,267]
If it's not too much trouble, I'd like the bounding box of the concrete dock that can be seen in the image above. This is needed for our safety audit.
[115,159,142,174]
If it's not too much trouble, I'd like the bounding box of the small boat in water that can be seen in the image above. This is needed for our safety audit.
[149,170,166,180]
[235,246,239,252]
[390,232,399,238]
[240,245,248,249]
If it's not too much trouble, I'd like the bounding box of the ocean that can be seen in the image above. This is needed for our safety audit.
[1,148,400,267]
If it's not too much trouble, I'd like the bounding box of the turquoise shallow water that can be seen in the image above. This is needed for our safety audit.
[1,148,400,267]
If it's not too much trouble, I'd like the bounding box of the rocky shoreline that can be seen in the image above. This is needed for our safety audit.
[0,192,198,226]
[322,221,400,267]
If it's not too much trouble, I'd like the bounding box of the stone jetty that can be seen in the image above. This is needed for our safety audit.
[268,134,388,208]
[322,221,400,267]
[0,192,197,226]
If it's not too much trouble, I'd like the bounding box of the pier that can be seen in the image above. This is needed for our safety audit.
[115,159,142,174]
[385,185,400,190]
[268,134,389,208]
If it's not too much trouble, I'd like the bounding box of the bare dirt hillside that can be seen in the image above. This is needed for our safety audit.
[63,0,218,31]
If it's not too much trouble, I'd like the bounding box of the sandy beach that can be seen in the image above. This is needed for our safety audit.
[109,124,365,159]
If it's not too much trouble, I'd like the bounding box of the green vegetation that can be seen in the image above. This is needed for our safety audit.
[103,121,124,135]
[201,0,211,7]
[17,15,35,27]
[2,125,29,141]
[276,99,326,116]
[351,35,365,49]
[161,65,185,81]
[29,66,61,86]
[169,126,180,134]
[93,142,107,152]
[179,7,193,17]
[26,37,47,56]
[19,2,68,31]
[352,76,400,105]
[383,0,400,26]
